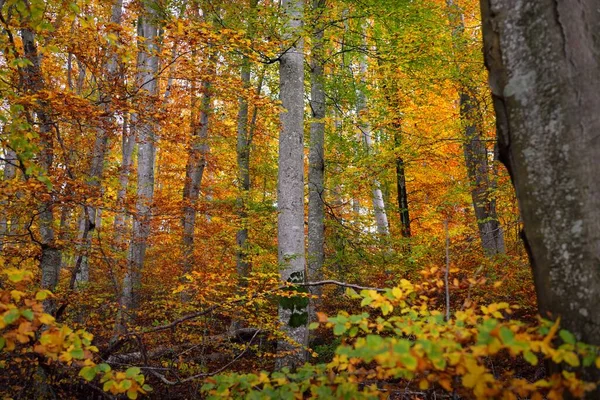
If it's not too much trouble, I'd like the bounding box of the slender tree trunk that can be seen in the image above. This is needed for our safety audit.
[21,28,61,311]
[119,6,159,327]
[481,0,600,386]
[235,0,260,285]
[357,45,389,236]
[276,0,308,369]
[393,130,411,237]
[447,0,504,256]
[75,0,123,286]
[460,92,505,255]
[236,63,251,282]
[308,0,326,318]
[181,77,211,278]
[113,113,134,246]
[0,149,17,251]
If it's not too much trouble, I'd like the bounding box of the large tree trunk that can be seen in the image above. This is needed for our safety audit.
[21,28,61,311]
[447,0,504,256]
[480,0,600,383]
[276,0,308,369]
[307,0,326,319]
[119,5,159,326]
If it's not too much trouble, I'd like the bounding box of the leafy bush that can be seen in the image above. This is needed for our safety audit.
[202,277,600,399]
[0,267,151,399]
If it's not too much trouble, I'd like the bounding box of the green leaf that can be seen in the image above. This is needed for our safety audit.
[499,326,515,345]
[523,351,538,366]
[3,309,20,325]
[559,329,576,345]
[79,366,97,381]
[120,379,132,390]
[142,384,152,392]
[35,290,51,301]
[0,337,5,351]
[360,296,373,307]
[126,367,141,378]
[563,352,580,367]
[21,309,34,321]
[70,348,85,359]
[103,380,114,392]
[97,363,111,373]
[69,2,80,14]
[308,322,319,330]
[333,323,347,336]
[127,389,138,399]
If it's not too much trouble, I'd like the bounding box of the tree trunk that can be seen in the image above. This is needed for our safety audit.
[308,0,326,319]
[113,113,134,246]
[480,0,600,384]
[181,77,210,279]
[0,149,17,252]
[357,45,389,236]
[20,28,61,312]
[119,6,159,326]
[447,0,504,256]
[74,0,123,286]
[276,0,308,369]
[235,0,260,286]
[460,92,505,255]
[393,130,411,237]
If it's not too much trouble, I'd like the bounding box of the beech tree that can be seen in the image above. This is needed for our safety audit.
[277,0,308,368]
[481,0,600,377]
[120,3,160,323]
[357,32,389,236]
[307,0,326,317]
[74,0,123,286]
[20,26,61,310]
[448,0,504,256]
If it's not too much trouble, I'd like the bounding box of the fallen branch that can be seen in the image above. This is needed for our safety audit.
[149,329,261,385]
[102,280,384,358]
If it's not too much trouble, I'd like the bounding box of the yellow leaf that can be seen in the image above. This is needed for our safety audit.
[39,314,55,325]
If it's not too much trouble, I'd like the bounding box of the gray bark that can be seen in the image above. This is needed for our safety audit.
[308,0,326,317]
[20,27,61,311]
[447,0,504,256]
[119,5,159,322]
[480,0,600,384]
[236,62,251,282]
[182,77,210,277]
[75,0,123,286]
[113,114,134,246]
[357,47,389,236]
[276,0,308,369]
[460,92,505,255]
[235,0,260,284]
[0,148,17,251]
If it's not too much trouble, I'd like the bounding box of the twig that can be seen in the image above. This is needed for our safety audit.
[297,280,385,293]
[150,329,261,385]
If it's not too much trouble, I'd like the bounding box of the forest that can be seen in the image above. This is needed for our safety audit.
[1,0,600,398]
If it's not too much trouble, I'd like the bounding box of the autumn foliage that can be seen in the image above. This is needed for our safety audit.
[1,0,599,399]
